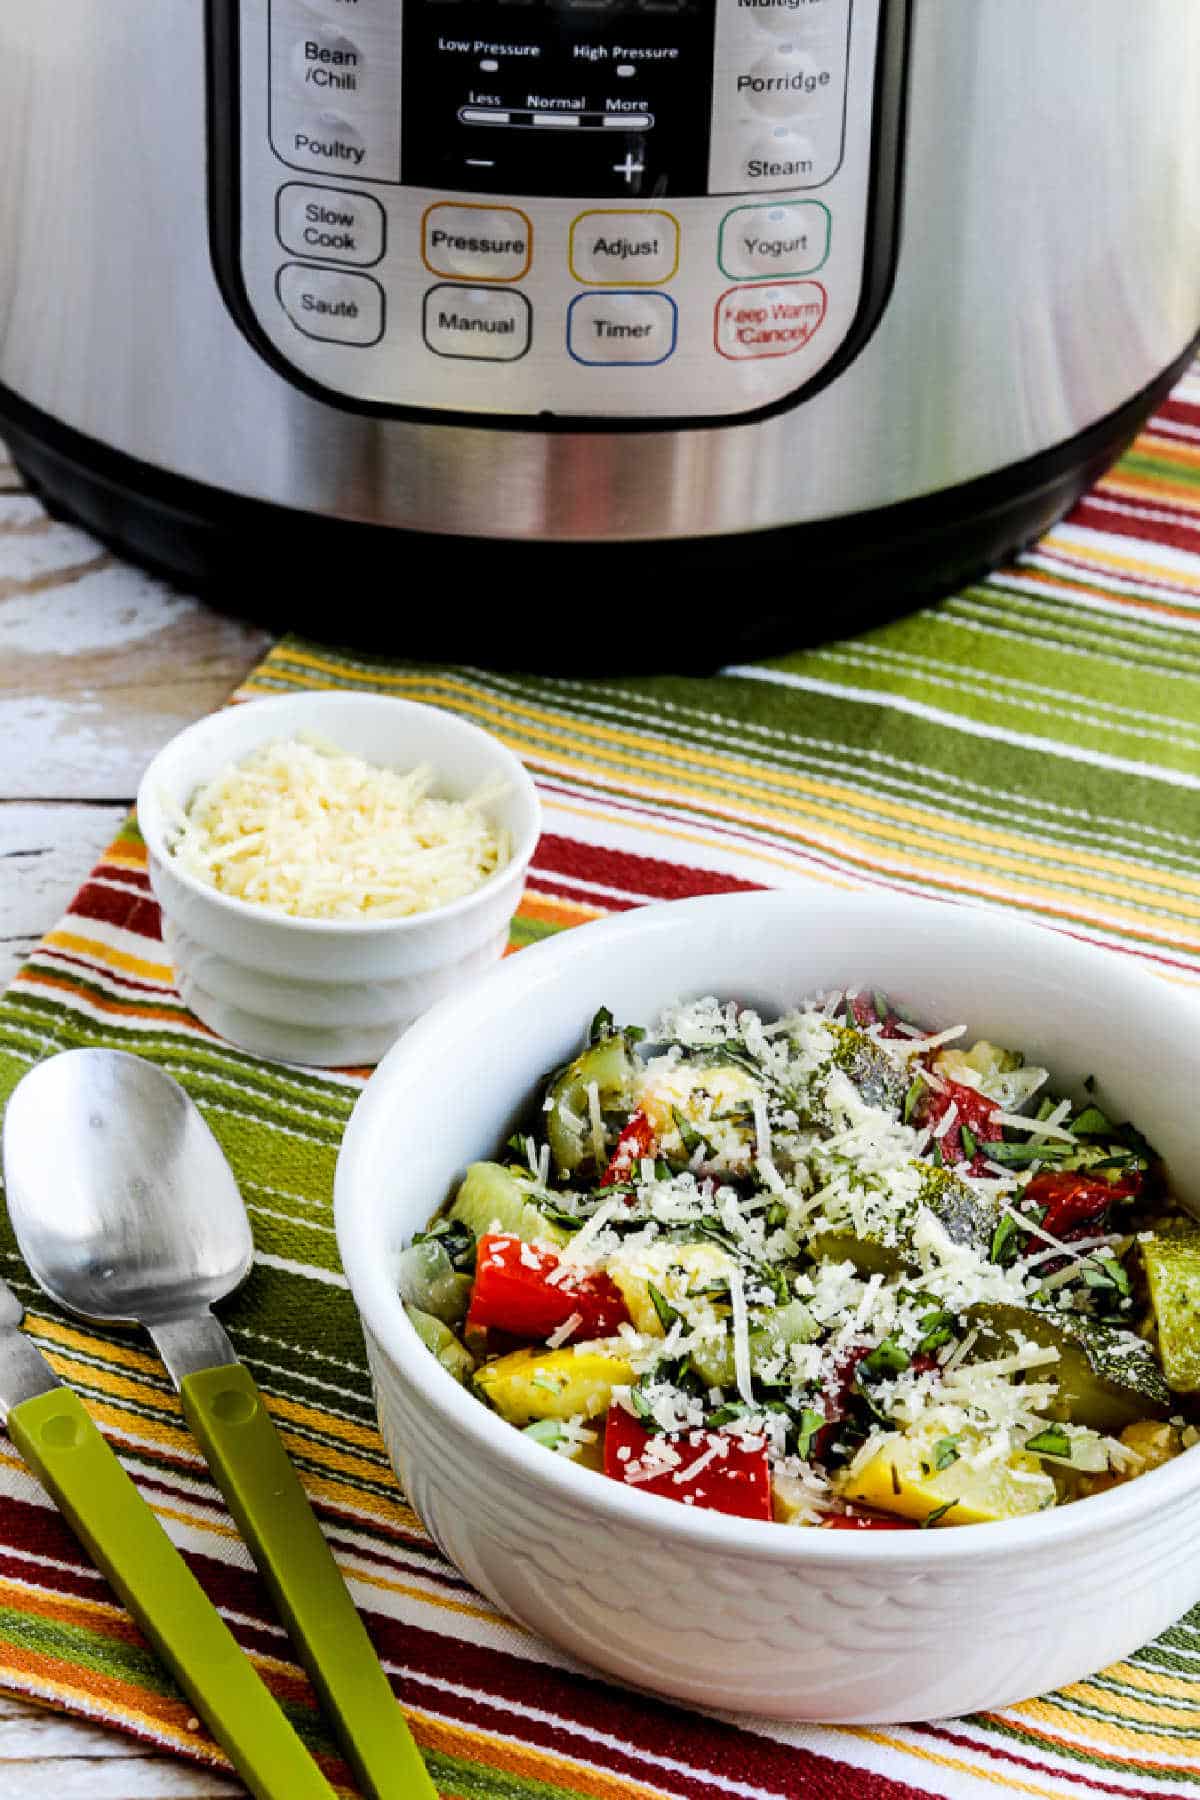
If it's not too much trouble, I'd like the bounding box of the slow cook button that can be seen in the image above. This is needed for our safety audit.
[714,280,827,359]
[567,292,677,365]
[277,263,385,345]
[569,211,679,286]
[423,285,531,360]
[718,200,829,278]
[422,204,532,283]
[276,183,385,266]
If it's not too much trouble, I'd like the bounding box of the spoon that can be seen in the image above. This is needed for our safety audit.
[2,1048,436,1800]
[0,1276,336,1800]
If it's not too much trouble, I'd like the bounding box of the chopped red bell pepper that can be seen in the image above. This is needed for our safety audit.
[466,1234,630,1343]
[603,1405,772,1521]
[1021,1170,1139,1245]
[918,1077,998,1175]
[602,1110,657,1187]
[846,993,908,1039]
[822,1510,916,1531]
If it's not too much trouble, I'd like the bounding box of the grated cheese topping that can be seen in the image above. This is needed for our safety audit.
[167,733,510,920]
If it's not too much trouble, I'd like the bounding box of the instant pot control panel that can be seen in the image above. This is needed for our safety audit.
[210,0,907,423]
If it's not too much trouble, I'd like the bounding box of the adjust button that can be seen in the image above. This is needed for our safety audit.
[423,285,532,360]
[277,263,385,345]
[569,211,679,286]
[277,183,385,266]
[422,204,532,282]
[567,292,677,365]
[714,280,827,359]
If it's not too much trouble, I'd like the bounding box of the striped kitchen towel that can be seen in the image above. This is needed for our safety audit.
[0,357,1198,1798]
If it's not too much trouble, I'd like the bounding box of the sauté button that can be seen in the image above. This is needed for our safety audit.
[567,292,677,365]
[277,263,385,345]
[290,27,365,100]
[714,280,827,359]
[718,200,830,278]
[276,183,385,266]
[569,211,679,286]
[423,285,531,360]
[422,204,532,282]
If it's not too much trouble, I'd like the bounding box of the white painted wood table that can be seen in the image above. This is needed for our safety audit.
[0,441,271,1795]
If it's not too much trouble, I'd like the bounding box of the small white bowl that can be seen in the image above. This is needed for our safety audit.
[136,691,540,1067]
[335,889,1200,1722]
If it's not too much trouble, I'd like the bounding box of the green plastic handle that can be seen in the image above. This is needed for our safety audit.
[181,1361,437,1800]
[7,1386,336,1800]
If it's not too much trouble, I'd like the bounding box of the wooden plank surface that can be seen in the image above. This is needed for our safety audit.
[0,441,269,1795]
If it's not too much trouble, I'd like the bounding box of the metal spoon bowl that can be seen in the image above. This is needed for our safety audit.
[4,1047,435,1800]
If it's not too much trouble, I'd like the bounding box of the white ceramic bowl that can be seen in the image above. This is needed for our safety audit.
[335,890,1200,1722]
[136,691,540,1067]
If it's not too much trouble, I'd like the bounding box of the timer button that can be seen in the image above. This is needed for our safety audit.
[422,204,532,282]
[567,292,677,365]
[277,263,385,345]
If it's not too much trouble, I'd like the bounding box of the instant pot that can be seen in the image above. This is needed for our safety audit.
[0,0,1197,654]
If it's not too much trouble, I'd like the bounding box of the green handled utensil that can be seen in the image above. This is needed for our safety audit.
[2,1048,437,1800]
[0,1277,336,1800]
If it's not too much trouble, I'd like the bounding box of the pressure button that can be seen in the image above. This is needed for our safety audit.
[422,205,532,283]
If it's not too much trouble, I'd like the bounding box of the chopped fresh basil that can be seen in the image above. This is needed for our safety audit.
[794,1406,826,1461]
[903,1076,924,1125]
[1071,1105,1113,1138]
[960,1125,978,1160]
[671,1107,710,1158]
[991,1214,1018,1265]
[932,1435,961,1471]
[929,1140,944,1167]
[920,1499,959,1528]
[873,990,891,1023]
[588,1007,615,1043]
[646,1281,680,1333]
[1024,1425,1071,1459]
[765,1201,789,1230]
[523,1419,565,1449]
[984,1140,1071,1167]
[864,1337,910,1377]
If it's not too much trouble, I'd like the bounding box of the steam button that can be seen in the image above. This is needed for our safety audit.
[277,263,385,345]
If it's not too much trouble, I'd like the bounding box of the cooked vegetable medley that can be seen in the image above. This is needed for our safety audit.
[401,992,1200,1529]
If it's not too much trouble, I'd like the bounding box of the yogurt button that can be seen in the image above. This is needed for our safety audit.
[718,201,829,278]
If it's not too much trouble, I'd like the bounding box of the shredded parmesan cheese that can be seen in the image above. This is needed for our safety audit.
[168,734,509,920]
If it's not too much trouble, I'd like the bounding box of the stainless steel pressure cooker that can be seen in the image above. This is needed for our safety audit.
[0,0,1197,655]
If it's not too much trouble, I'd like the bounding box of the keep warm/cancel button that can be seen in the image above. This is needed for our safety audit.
[713,280,827,360]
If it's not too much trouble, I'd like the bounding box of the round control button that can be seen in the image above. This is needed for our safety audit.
[299,0,374,18]
[741,123,819,187]
[291,28,364,102]
[285,111,366,174]
[748,0,844,34]
[735,46,834,118]
[422,204,532,282]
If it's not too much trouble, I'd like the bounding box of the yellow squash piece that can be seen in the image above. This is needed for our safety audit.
[837,1426,1056,1526]
[607,1240,734,1337]
[473,1347,634,1424]
[1141,1232,1200,1393]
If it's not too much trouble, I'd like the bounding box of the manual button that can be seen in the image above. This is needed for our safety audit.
[423,285,531,360]
[277,263,385,346]
[569,211,679,286]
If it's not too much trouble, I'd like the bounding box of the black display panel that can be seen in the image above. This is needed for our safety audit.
[400,0,717,198]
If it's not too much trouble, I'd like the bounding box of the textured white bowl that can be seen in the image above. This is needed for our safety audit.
[335,890,1200,1721]
[136,692,540,1067]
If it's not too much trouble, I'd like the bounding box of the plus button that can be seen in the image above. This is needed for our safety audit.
[612,152,645,184]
